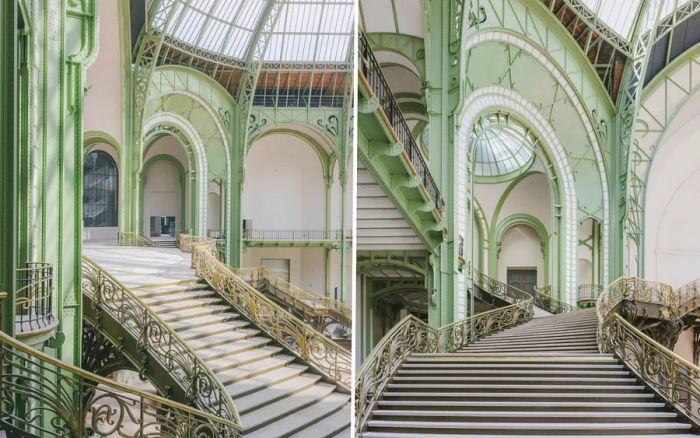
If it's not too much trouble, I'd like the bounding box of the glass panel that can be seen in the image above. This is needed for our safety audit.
[470,113,536,178]
[83,151,118,227]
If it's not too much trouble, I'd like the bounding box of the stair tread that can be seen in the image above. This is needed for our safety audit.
[169,314,244,332]
[372,409,676,418]
[216,355,296,384]
[377,401,666,408]
[235,373,322,413]
[226,364,308,397]
[382,392,655,398]
[363,434,698,438]
[392,376,637,383]
[197,337,271,359]
[246,392,349,438]
[207,346,283,370]
[187,328,259,346]
[240,383,337,430]
[288,403,351,438]
[148,297,223,312]
[366,420,691,430]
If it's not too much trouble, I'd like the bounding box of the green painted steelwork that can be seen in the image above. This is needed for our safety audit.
[492,213,550,286]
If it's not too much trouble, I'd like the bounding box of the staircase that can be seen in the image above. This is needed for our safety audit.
[130,279,350,437]
[154,239,178,248]
[361,309,699,437]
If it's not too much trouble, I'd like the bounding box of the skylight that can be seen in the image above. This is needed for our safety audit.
[164,0,353,65]
[578,0,643,39]
[470,113,536,179]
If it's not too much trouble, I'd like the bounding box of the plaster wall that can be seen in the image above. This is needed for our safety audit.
[242,247,333,295]
[498,225,545,286]
[84,0,123,145]
[243,134,326,230]
[143,160,182,234]
[645,101,700,288]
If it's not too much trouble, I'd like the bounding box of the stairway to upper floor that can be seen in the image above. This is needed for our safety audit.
[83,243,350,437]
[360,309,699,437]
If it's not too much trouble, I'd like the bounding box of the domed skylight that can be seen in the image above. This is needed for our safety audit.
[470,113,536,179]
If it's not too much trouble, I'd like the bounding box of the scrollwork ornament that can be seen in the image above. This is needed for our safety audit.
[317,115,339,137]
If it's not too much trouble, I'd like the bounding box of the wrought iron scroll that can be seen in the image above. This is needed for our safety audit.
[81,256,241,428]
[15,262,55,334]
[0,327,240,437]
[189,239,351,391]
[118,231,157,247]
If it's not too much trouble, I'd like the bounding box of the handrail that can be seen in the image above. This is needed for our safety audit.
[81,256,241,428]
[355,273,534,433]
[578,283,604,302]
[188,238,351,391]
[0,327,240,437]
[595,276,675,322]
[118,231,157,247]
[234,266,351,326]
[358,31,445,214]
[15,262,55,335]
[598,312,700,428]
[530,286,580,314]
[474,269,532,304]
[673,278,700,319]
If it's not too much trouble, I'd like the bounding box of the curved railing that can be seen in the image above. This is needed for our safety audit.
[189,240,351,391]
[531,287,580,314]
[578,283,604,304]
[81,257,241,428]
[673,278,700,319]
[596,276,675,322]
[473,270,532,304]
[356,274,534,433]
[598,312,700,428]
[177,234,217,252]
[118,231,157,247]
[234,266,351,327]
[0,327,240,437]
[15,262,55,335]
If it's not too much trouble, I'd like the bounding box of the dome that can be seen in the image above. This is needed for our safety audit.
[163,0,354,66]
[470,113,536,180]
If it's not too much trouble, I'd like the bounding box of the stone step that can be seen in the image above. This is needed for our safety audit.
[218,355,297,386]
[160,305,231,323]
[148,297,224,313]
[186,328,260,348]
[459,346,600,354]
[288,402,351,438]
[376,400,667,412]
[362,433,699,438]
[396,369,631,377]
[365,420,691,435]
[371,409,678,422]
[208,346,283,372]
[240,383,337,432]
[470,336,597,345]
[226,363,309,398]
[380,392,656,403]
[196,336,271,361]
[235,373,322,414]
[175,319,252,340]
[391,376,639,385]
[401,362,625,370]
[140,289,216,305]
[386,383,648,393]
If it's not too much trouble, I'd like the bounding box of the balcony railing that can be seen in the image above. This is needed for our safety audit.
[578,283,604,303]
[359,32,445,214]
[15,262,55,334]
[243,229,345,241]
[208,229,226,239]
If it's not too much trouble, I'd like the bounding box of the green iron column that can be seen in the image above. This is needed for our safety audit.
[324,173,333,297]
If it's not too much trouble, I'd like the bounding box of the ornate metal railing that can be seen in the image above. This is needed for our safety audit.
[15,262,55,335]
[578,283,604,303]
[358,32,445,214]
[118,231,157,247]
[596,276,675,322]
[207,229,226,239]
[0,328,240,437]
[473,270,533,304]
[188,239,350,390]
[599,312,700,428]
[81,257,241,428]
[234,266,351,327]
[673,278,700,319]
[177,234,216,252]
[531,287,580,314]
[356,295,534,432]
[242,229,344,241]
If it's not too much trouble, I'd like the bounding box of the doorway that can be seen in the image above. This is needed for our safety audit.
[150,216,176,237]
[507,268,537,294]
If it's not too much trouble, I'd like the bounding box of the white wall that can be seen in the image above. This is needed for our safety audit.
[143,160,181,235]
[243,134,325,230]
[243,247,329,294]
[645,101,700,288]
[84,0,123,144]
[498,225,545,285]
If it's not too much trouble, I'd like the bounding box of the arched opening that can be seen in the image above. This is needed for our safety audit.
[577,217,602,305]
[498,224,543,294]
[83,150,118,240]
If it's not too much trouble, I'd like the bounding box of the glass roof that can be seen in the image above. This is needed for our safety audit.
[164,0,354,65]
[470,113,536,179]
[578,0,643,39]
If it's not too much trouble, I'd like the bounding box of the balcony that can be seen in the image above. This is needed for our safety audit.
[578,283,603,308]
[242,229,349,249]
[15,262,56,337]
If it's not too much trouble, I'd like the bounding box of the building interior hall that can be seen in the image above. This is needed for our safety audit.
[356,0,700,437]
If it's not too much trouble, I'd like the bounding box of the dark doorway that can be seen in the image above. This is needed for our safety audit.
[149,216,176,237]
[507,269,537,294]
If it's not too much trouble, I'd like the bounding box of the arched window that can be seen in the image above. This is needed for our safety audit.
[83,150,118,227]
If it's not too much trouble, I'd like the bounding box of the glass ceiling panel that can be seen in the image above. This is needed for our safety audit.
[578,0,643,39]
[165,0,353,64]
[470,113,536,178]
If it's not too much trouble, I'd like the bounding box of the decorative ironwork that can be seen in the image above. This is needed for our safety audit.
[599,313,700,428]
[81,321,135,378]
[358,32,445,214]
[596,276,675,322]
[81,257,241,427]
[117,232,157,247]
[0,328,240,437]
[234,266,351,327]
[578,283,604,306]
[188,238,351,390]
[15,262,55,334]
[356,280,534,433]
[242,228,345,241]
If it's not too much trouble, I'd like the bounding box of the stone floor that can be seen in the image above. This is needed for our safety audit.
[83,242,196,288]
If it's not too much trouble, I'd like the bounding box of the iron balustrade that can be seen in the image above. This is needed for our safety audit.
[15,262,55,334]
[578,283,603,302]
[359,32,445,214]
[208,229,226,239]
[243,229,345,241]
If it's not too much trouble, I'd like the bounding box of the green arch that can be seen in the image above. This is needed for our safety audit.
[84,130,121,158]
[140,154,187,234]
[248,127,333,178]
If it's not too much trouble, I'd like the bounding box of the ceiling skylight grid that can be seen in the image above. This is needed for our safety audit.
[164,0,353,66]
[577,0,643,38]
[471,113,536,179]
